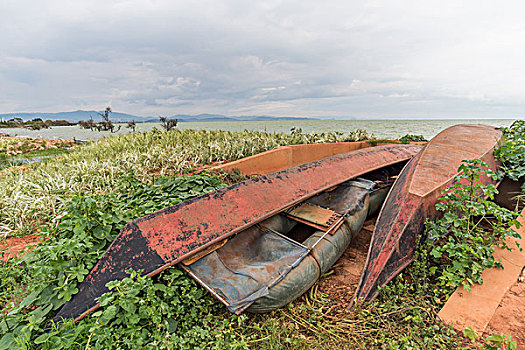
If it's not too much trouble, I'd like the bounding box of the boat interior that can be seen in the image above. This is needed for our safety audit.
[180,160,408,313]
[266,160,406,245]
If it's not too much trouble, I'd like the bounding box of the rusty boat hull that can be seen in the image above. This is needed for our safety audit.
[353,124,503,304]
[53,144,421,323]
[183,177,392,314]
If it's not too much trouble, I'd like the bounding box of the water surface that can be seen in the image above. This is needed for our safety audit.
[0,119,514,141]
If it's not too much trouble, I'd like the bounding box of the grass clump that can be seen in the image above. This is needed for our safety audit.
[398,134,428,143]
[0,148,71,172]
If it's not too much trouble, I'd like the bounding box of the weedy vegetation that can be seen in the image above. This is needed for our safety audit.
[0,123,523,349]
[427,159,520,291]
[0,173,233,349]
[398,134,428,143]
[0,128,373,237]
[495,120,525,184]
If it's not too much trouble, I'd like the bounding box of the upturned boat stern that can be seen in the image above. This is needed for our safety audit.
[353,124,503,304]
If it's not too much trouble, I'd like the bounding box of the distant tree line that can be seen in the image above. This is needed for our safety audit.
[2,108,180,134]
[0,118,76,130]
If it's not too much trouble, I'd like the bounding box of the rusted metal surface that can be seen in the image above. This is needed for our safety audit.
[353,124,503,304]
[53,144,421,323]
[285,203,342,232]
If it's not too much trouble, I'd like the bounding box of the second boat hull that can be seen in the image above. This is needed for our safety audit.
[354,124,503,303]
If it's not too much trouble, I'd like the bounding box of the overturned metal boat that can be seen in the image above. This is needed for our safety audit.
[54,144,420,322]
[353,124,503,304]
[183,177,392,314]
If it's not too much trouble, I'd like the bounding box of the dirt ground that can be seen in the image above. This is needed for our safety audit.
[316,218,375,311]
[1,137,74,156]
[483,274,525,349]
[0,235,42,260]
[320,220,525,350]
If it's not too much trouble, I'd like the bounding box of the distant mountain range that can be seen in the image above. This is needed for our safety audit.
[0,110,318,123]
[166,113,317,122]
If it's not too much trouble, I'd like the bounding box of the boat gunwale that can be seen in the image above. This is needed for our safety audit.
[146,147,418,273]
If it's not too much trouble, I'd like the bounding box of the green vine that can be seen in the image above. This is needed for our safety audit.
[0,173,231,349]
[495,120,525,184]
[427,159,521,291]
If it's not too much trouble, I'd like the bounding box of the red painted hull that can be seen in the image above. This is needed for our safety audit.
[353,124,503,303]
[54,144,421,323]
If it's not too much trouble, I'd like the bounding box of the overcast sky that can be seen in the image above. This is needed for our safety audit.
[1,1,524,118]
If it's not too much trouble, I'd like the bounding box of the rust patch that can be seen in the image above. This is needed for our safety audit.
[135,145,421,264]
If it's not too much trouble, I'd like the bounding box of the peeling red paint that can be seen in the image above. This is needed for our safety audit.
[135,144,421,263]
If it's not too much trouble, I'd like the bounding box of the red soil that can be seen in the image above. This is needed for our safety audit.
[316,219,375,312]
[483,278,525,349]
[2,137,74,156]
[0,235,43,260]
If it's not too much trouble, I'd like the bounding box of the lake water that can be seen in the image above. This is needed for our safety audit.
[0,119,515,141]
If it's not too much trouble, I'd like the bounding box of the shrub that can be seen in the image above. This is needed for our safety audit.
[398,134,427,143]
[427,160,520,291]
[0,173,232,349]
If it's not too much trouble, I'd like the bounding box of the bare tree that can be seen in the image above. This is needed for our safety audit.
[97,107,114,132]
[126,120,136,132]
[79,107,123,133]
[79,116,97,130]
[159,116,178,131]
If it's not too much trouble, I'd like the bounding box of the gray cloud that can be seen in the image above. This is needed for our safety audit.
[1,0,524,118]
